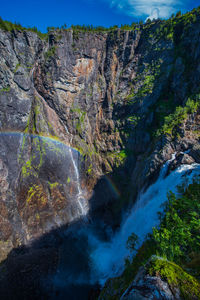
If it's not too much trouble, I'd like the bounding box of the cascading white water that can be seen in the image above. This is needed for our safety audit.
[64,125,88,217]
[89,154,200,285]
[68,145,88,216]
[52,152,200,299]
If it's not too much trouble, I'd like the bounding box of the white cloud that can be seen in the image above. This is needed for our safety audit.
[147,8,160,21]
[103,0,188,20]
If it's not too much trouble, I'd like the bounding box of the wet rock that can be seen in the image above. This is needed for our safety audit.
[167,153,195,175]
[190,144,200,163]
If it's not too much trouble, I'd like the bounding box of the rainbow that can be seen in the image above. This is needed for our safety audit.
[104,175,121,198]
[0,131,121,198]
[0,130,79,151]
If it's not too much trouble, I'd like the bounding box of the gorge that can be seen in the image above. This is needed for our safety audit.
[0,7,200,299]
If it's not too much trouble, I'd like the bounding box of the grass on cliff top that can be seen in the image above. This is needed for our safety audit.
[0,17,46,39]
[154,6,200,43]
[100,177,200,299]
[1,5,200,39]
[0,16,140,37]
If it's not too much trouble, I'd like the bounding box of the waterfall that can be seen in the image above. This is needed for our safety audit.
[68,145,88,216]
[30,64,200,291]
[64,125,88,217]
[159,152,176,177]
[52,153,200,299]
[89,154,200,285]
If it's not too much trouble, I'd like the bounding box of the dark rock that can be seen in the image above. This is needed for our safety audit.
[121,274,176,300]
[190,144,200,163]
[167,153,195,175]
[13,66,31,91]
[120,257,180,300]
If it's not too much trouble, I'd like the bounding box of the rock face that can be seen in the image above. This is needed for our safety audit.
[121,271,176,300]
[119,256,199,300]
[99,256,200,300]
[1,10,200,278]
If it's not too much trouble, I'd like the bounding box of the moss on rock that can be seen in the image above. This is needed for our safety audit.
[147,257,200,299]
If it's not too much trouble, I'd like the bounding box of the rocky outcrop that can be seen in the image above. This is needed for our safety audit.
[121,269,176,300]
[119,256,200,300]
[99,256,200,300]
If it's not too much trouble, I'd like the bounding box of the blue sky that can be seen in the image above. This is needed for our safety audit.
[1,0,200,32]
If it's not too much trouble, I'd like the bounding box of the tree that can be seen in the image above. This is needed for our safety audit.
[126,233,138,251]
[176,11,182,18]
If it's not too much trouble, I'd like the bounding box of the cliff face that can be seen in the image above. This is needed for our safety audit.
[0,27,141,259]
[1,9,200,276]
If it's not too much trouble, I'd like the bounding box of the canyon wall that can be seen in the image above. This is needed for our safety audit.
[1,9,200,268]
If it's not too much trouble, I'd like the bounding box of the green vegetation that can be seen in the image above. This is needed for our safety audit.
[154,7,199,43]
[46,22,141,39]
[107,150,128,168]
[21,158,33,178]
[48,182,60,189]
[0,16,46,39]
[44,46,57,59]
[101,177,200,299]
[126,61,161,105]
[127,115,141,127]
[18,95,68,180]
[125,87,135,101]
[123,8,200,145]
[135,74,155,98]
[21,136,45,178]
[148,257,200,299]
[0,15,142,43]
[87,164,92,175]
[75,138,97,160]
[155,97,199,137]
[0,86,10,93]
[70,23,139,34]
[26,184,47,206]
[14,63,21,73]
[72,24,114,33]
[126,233,138,252]
[151,179,200,264]
[70,106,87,135]
[0,5,199,45]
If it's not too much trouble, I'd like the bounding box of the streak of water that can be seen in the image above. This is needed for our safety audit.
[64,125,88,217]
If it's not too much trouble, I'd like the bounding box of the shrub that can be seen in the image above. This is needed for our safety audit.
[0,16,46,39]
[156,97,199,137]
